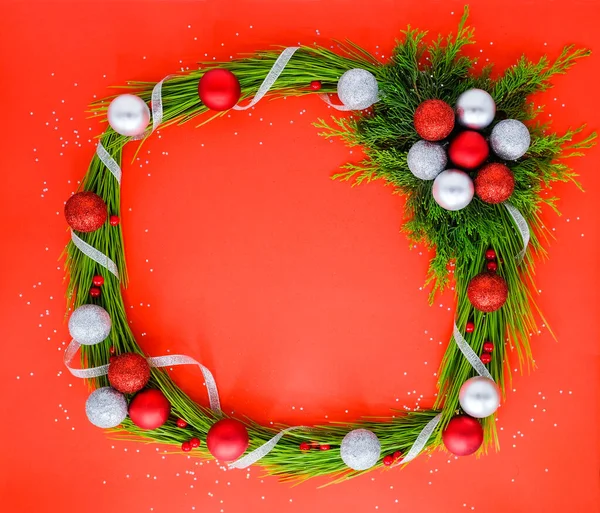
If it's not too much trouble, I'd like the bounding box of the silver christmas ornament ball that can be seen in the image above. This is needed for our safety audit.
[432,169,474,211]
[490,119,531,160]
[456,88,496,130]
[68,304,112,345]
[340,428,381,471]
[337,68,379,111]
[407,140,447,180]
[107,94,151,137]
[85,387,128,428]
[459,377,501,419]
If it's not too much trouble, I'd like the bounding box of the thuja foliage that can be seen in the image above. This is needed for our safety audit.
[65,6,594,482]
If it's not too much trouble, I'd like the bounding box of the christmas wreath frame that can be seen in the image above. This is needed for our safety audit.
[63,7,595,483]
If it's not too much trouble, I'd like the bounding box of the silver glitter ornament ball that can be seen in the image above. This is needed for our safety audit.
[340,428,381,471]
[459,376,501,419]
[85,387,128,428]
[107,94,151,137]
[490,119,531,160]
[68,304,112,345]
[337,68,379,111]
[407,140,448,180]
[456,88,496,130]
[432,169,474,211]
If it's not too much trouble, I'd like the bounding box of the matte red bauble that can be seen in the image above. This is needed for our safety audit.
[64,191,107,232]
[206,418,249,461]
[442,415,484,456]
[128,389,171,430]
[198,69,241,111]
[108,353,151,394]
[467,272,508,312]
[448,130,489,169]
[475,163,515,203]
[413,99,455,141]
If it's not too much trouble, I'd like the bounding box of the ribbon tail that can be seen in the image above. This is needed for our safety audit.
[319,93,353,111]
[453,324,494,380]
[64,340,110,378]
[228,426,308,469]
[394,413,442,466]
[71,230,120,280]
[96,142,122,184]
[503,202,530,263]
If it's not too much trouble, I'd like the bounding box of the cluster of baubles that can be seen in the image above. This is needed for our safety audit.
[408,89,531,211]
[69,303,251,461]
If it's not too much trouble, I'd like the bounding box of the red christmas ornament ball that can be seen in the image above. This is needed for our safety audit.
[64,191,107,233]
[487,261,498,272]
[310,80,322,90]
[448,130,489,170]
[483,341,495,352]
[198,69,241,111]
[442,415,484,456]
[108,353,151,394]
[414,99,455,141]
[475,163,515,204]
[190,437,200,448]
[181,441,192,452]
[129,389,171,430]
[465,321,475,333]
[206,418,249,461]
[467,272,509,312]
[383,455,394,466]
[92,275,104,287]
[480,353,492,364]
[176,418,188,428]
[89,287,101,298]
[485,248,496,260]
[109,215,120,226]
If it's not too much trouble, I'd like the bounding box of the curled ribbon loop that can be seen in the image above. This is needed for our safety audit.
[318,93,353,111]
[233,47,300,110]
[229,426,309,469]
[63,340,221,414]
[393,413,442,466]
[71,230,120,280]
[453,324,494,380]
[96,142,122,184]
[503,202,530,263]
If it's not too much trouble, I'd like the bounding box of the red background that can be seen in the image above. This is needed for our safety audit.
[1,1,599,512]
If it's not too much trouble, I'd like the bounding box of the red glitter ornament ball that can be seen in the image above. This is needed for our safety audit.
[108,353,151,394]
[310,80,322,90]
[206,418,249,461]
[480,353,492,364]
[475,163,515,204]
[198,69,241,111]
[442,415,484,456]
[64,191,107,232]
[413,99,455,141]
[483,341,495,352]
[448,130,489,169]
[467,272,509,312]
[129,389,171,430]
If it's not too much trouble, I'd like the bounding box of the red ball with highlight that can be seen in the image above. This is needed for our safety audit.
[414,99,455,141]
[442,415,484,456]
[128,389,171,430]
[198,69,241,111]
[206,418,249,461]
[448,130,489,169]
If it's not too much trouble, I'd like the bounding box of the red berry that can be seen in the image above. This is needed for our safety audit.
[299,442,311,451]
[393,451,402,461]
[480,353,492,364]
[487,261,498,272]
[109,346,116,355]
[176,418,188,428]
[485,248,496,260]
[310,80,322,90]
[109,215,120,226]
[483,341,494,353]
[92,275,104,287]
[190,437,200,448]
[465,321,475,333]
[181,441,192,452]
[383,455,394,466]
[319,444,331,451]
[90,287,101,298]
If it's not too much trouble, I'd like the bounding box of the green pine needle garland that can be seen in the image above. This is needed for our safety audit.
[66,6,595,482]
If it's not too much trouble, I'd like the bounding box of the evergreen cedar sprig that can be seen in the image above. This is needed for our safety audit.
[66,6,595,481]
